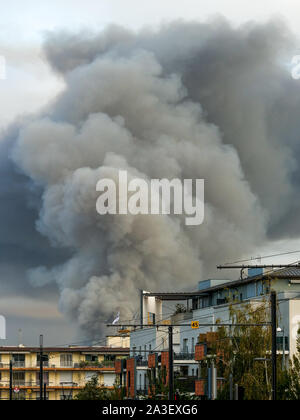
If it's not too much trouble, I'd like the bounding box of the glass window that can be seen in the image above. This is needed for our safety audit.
[36,372,49,385]
[85,354,98,362]
[60,354,73,367]
[12,354,25,367]
[13,371,25,386]
[37,354,49,366]
[256,281,263,296]
[183,339,188,353]
[104,354,116,361]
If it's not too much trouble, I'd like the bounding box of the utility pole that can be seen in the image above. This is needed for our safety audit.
[211,361,217,400]
[9,360,13,400]
[44,383,47,400]
[39,334,43,401]
[234,383,239,400]
[168,326,174,400]
[271,291,277,401]
[140,290,143,330]
[229,373,233,400]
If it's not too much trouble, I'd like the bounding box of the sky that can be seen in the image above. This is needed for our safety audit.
[2,0,300,345]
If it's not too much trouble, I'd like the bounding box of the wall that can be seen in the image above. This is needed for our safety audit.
[289,298,300,357]
[142,293,163,325]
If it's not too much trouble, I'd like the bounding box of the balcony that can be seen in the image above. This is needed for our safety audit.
[0,361,116,370]
[136,359,148,367]
[12,361,25,368]
[174,353,195,360]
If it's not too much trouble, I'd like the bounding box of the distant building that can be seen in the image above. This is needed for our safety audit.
[0,345,129,400]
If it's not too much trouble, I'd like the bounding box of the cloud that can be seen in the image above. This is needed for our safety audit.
[1,18,300,338]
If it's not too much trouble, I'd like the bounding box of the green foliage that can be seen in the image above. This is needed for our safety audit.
[283,328,300,399]
[147,366,169,399]
[74,375,125,400]
[209,299,274,400]
[174,304,186,315]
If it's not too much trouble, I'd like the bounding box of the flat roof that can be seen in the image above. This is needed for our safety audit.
[143,292,207,301]
[0,346,130,353]
[144,267,300,300]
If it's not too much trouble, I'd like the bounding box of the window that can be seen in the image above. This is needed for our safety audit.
[149,344,152,353]
[59,371,73,385]
[37,354,49,367]
[85,354,98,363]
[183,339,188,353]
[247,283,256,299]
[36,372,49,386]
[192,337,195,353]
[104,354,116,362]
[60,353,73,367]
[13,371,25,386]
[12,354,25,367]
[256,281,263,296]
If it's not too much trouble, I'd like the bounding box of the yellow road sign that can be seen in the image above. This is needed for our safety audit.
[191,321,199,329]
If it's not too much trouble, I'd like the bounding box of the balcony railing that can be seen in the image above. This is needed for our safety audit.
[174,353,195,360]
[11,361,25,368]
[0,361,117,369]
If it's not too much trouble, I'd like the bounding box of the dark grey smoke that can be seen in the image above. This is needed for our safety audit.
[1,18,300,337]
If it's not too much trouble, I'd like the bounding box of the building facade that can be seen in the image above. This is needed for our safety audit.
[122,267,300,398]
[0,346,129,400]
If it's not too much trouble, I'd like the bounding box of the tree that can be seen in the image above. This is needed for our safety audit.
[74,375,125,400]
[284,328,300,399]
[206,298,276,400]
[173,304,186,315]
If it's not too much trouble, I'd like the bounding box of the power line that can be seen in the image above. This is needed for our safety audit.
[223,250,300,265]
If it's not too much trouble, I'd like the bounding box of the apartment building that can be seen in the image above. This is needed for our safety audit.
[0,345,129,400]
[121,267,300,398]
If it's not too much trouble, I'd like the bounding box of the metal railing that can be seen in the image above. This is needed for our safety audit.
[0,361,116,369]
[174,353,195,360]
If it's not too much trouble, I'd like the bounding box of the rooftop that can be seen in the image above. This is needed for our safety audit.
[0,346,130,353]
[144,266,300,300]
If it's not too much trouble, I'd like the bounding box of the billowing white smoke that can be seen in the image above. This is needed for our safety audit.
[7,18,299,337]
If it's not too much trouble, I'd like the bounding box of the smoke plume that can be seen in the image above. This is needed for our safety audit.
[2,18,300,337]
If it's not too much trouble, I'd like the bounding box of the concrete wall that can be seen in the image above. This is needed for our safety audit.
[142,293,163,325]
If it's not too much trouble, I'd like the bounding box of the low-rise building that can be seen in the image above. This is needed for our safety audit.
[0,345,129,400]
